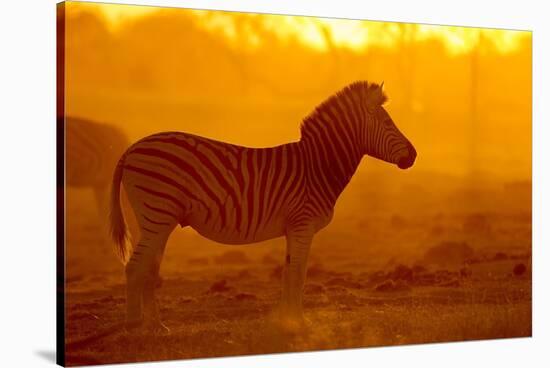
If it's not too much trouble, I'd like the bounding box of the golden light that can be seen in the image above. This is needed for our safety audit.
[71,2,529,55]
[74,2,157,29]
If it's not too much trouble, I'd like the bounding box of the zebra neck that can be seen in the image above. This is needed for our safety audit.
[300,135,363,210]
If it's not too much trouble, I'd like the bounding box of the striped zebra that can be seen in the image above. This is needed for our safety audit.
[110,81,417,332]
[66,116,129,240]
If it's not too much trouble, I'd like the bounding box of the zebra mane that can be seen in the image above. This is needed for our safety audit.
[300,81,387,138]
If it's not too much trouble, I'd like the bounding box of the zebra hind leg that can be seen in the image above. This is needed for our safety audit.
[125,225,174,334]
[142,232,171,334]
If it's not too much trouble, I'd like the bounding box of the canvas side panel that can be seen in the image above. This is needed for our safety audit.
[56,2,66,366]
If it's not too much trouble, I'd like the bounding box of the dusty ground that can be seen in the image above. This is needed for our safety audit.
[64,178,531,366]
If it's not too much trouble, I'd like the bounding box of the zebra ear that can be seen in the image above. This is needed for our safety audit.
[367,82,387,112]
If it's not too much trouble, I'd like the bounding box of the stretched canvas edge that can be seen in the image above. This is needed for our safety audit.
[56,2,66,366]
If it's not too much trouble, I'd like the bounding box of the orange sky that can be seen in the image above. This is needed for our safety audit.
[62,1,532,181]
[78,2,529,54]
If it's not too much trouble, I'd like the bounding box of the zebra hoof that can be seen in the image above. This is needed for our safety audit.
[124,319,143,334]
[277,315,310,334]
[269,307,309,333]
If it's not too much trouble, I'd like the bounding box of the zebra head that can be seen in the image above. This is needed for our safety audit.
[363,83,417,170]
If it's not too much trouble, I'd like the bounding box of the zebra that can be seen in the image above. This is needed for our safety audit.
[109,81,417,333]
[66,116,129,240]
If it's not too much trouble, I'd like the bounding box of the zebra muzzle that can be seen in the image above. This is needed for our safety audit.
[397,144,417,169]
[398,157,414,169]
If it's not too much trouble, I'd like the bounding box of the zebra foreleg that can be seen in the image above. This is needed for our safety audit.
[277,226,314,327]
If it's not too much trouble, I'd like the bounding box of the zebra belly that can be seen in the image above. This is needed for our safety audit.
[187,211,287,245]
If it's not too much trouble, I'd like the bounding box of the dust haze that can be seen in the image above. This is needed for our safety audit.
[62,3,531,366]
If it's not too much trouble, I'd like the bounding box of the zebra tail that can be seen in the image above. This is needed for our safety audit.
[109,156,130,263]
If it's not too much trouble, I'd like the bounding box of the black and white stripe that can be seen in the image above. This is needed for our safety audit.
[109,81,417,331]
